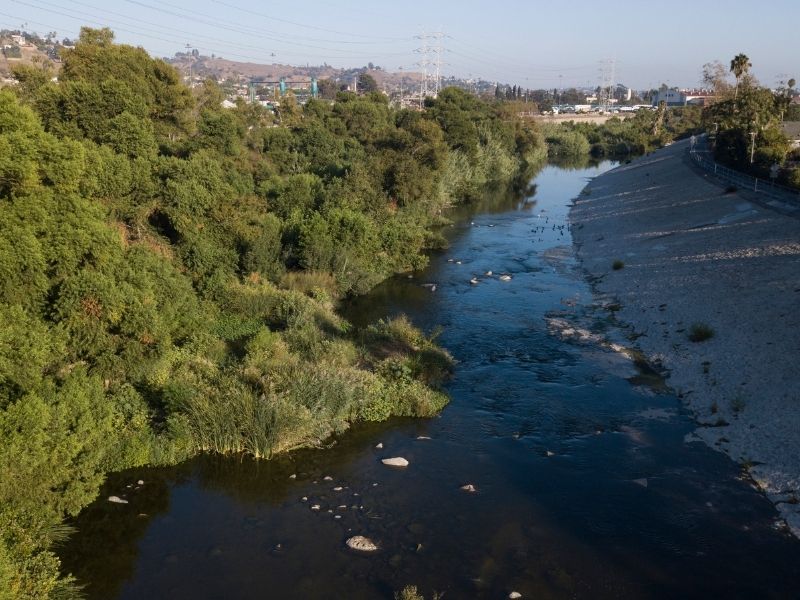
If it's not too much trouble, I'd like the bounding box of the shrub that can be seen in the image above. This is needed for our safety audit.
[688,322,714,342]
[612,259,625,270]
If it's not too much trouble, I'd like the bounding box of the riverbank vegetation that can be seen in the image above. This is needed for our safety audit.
[540,106,703,160]
[0,27,548,597]
[701,54,798,189]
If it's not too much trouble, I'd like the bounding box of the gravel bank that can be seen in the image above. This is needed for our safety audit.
[570,139,800,535]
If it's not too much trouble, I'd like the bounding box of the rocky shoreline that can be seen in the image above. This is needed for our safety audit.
[570,139,800,535]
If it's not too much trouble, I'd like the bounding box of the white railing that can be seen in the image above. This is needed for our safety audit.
[689,142,800,203]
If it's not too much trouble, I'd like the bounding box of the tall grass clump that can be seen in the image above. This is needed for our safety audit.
[688,322,715,342]
[180,309,453,458]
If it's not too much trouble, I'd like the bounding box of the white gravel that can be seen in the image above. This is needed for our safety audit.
[570,139,800,535]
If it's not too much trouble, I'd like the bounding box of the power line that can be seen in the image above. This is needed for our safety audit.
[120,0,409,56]
[61,0,406,48]
[209,0,410,42]
[10,0,411,61]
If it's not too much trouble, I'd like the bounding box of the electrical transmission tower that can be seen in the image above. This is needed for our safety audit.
[598,58,616,112]
[414,30,446,105]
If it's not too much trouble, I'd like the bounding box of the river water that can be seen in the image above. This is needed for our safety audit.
[63,162,800,599]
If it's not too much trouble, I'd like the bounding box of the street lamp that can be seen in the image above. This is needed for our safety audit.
[749,130,757,164]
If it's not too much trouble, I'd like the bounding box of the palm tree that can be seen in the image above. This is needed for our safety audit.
[730,53,752,99]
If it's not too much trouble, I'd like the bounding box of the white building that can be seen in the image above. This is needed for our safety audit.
[651,89,686,106]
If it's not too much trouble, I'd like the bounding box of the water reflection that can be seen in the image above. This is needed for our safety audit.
[63,163,800,600]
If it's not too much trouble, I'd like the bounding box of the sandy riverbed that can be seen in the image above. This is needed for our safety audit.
[570,139,800,535]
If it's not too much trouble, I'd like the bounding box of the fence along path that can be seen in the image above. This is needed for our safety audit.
[689,134,800,210]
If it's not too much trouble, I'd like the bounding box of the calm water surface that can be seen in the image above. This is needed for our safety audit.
[63,163,800,599]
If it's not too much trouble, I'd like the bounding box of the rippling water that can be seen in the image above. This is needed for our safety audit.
[63,163,800,599]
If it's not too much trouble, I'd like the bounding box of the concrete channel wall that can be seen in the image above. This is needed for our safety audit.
[571,138,800,535]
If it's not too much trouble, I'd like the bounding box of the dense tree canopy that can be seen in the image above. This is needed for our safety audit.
[1,29,546,597]
[704,54,796,184]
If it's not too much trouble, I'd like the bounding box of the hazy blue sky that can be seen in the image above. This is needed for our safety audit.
[2,0,797,89]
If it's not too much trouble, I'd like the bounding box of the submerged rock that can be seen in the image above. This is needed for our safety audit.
[381,457,409,468]
[632,478,648,488]
[460,484,477,493]
[509,592,522,599]
[346,535,379,552]
[375,442,383,449]
[108,496,128,504]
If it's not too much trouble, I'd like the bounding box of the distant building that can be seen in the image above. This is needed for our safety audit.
[651,89,686,106]
[651,89,715,107]
[782,122,800,149]
[682,89,716,106]
[613,85,632,102]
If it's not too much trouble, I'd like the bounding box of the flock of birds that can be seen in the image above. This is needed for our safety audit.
[531,213,572,243]
[416,212,573,291]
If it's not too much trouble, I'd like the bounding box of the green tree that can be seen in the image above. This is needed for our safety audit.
[316,78,338,100]
[730,53,752,99]
[357,72,378,94]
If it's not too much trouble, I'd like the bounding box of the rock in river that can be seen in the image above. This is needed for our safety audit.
[346,536,379,552]
[108,496,128,504]
[381,457,409,468]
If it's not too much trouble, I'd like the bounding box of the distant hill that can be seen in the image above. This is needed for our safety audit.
[166,52,423,92]
[0,30,64,78]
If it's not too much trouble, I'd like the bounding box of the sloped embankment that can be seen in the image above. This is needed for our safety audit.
[571,139,800,535]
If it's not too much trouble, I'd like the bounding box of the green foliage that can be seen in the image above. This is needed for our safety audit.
[705,55,793,175]
[542,124,591,157]
[1,32,538,594]
[541,107,703,160]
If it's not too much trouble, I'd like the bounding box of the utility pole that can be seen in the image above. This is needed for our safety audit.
[414,29,429,107]
[430,31,445,96]
[185,43,194,84]
[598,58,616,111]
[750,130,757,164]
